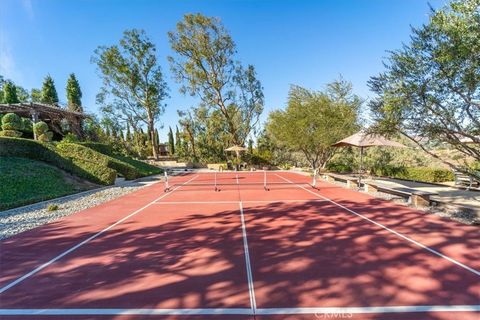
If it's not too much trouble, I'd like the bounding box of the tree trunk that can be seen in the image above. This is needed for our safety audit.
[148,118,159,160]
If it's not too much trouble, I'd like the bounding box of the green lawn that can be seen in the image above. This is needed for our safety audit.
[0,157,89,211]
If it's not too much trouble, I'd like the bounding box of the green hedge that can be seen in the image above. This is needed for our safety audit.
[372,166,454,183]
[77,142,113,156]
[0,137,116,185]
[326,160,454,183]
[111,154,162,177]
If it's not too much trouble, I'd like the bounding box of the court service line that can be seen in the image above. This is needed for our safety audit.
[275,174,480,277]
[0,175,199,295]
[0,305,479,315]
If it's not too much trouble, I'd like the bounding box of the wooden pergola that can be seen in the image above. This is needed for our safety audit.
[0,103,88,139]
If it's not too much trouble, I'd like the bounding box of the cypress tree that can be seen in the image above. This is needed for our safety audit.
[155,128,160,151]
[168,126,175,155]
[41,75,59,105]
[175,126,182,151]
[3,81,19,103]
[248,139,253,154]
[66,73,83,112]
[126,125,131,141]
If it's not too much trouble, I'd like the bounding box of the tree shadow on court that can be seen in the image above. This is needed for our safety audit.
[0,183,479,320]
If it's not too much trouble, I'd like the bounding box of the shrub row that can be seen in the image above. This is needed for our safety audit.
[57,142,144,180]
[326,160,454,183]
[0,137,116,185]
[388,167,454,183]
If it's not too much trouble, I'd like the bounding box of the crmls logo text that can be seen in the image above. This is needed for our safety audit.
[315,313,353,319]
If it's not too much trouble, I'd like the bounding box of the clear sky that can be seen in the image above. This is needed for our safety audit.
[1,0,445,141]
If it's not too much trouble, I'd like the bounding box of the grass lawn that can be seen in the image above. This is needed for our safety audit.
[0,157,92,211]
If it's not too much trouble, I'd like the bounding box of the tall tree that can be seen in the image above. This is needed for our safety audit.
[168,13,264,147]
[41,75,59,105]
[0,75,5,103]
[66,73,83,112]
[168,126,175,155]
[92,29,169,159]
[369,0,480,178]
[175,126,182,152]
[267,80,361,170]
[178,109,198,160]
[155,128,160,154]
[31,88,42,102]
[15,86,29,102]
[248,139,253,154]
[2,81,19,103]
[126,125,132,142]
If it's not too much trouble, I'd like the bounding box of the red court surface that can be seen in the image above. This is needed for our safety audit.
[0,171,479,320]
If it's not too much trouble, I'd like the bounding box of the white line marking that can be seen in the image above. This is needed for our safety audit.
[0,305,478,315]
[152,199,329,205]
[0,175,199,294]
[257,305,480,314]
[238,202,256,313]
[275,174,480,277]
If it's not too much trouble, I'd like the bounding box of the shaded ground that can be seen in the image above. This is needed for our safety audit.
[0,172,478,320]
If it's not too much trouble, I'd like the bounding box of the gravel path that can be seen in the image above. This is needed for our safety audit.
[0,176,162,240]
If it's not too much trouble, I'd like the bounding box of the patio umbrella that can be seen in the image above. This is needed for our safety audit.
[225,145,248,161]
[332,130,406,187]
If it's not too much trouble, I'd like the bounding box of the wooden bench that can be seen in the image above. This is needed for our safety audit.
[364,181,437,207]
[454,170,479,189]
[323,173,359,189]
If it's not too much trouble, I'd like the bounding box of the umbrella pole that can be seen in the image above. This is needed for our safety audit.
[359,146,364,190]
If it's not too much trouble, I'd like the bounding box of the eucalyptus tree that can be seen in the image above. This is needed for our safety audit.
[168,13,264,147]
[92,29,168,159]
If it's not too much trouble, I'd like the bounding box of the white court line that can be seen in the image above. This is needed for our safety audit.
[238,202,257,313]
[0,175,199,294]
[0,305,478,315]
[275,174,480,277]
[235,171,257,314]
[152,199,329,205]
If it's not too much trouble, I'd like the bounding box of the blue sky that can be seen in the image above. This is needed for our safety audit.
[1,0,444,140]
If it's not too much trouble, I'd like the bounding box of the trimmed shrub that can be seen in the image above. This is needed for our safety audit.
[0,137,116,185]
[0,130,23,137]
[325,161,353,173]
[1,113,22,130]
[372,166,454,183]
[56,142,121,182]
[61,133,79,143]
[77,142,113,156]
[57,142,140,180]
[1,113,23,137]
[33,121,53,142]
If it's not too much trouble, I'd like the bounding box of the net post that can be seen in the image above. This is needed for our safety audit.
[264,170,267,191]
[312,168,317,188]
[164,170,169,192]
[215,170,218,192]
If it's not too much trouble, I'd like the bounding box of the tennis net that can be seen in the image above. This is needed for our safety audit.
[163,170,318,192]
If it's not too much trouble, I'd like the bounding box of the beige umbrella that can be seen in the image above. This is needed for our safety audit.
[225,145,248,152]
[332,130,406,187]
[225,145,248,164]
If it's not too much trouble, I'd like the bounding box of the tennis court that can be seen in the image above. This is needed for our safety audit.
[0,171,479,320]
